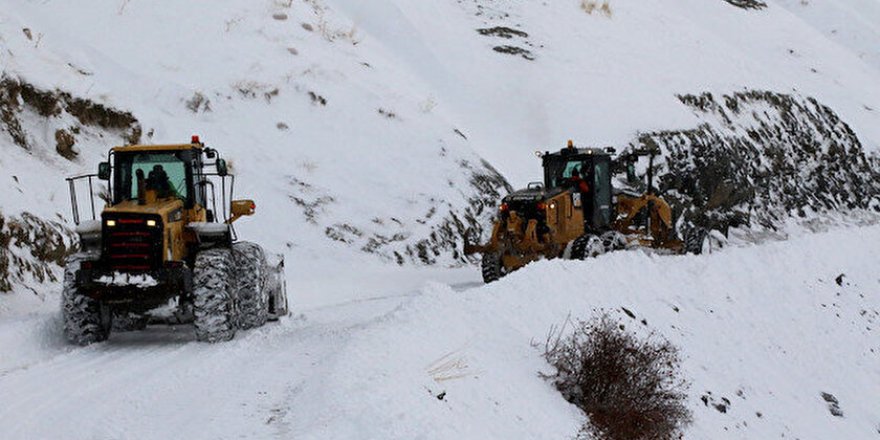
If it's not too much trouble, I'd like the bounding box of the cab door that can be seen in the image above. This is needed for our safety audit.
[591,157,613,228]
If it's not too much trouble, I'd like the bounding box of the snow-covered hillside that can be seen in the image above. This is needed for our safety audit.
[2,0,880,286]
[2,0,880,438]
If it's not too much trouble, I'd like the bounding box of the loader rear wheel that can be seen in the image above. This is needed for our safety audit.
[571,235,604,260]
[684,227,707,255]
[481,252,507,284]
[233,242,270,330]
[62,253,111,345]
[193,248,237,343]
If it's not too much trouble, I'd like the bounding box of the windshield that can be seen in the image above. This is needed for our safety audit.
[546,158,588,188]
[114,152,190,203]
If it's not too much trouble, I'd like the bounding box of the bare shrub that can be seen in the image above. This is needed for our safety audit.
[581,0,613,17]
[542,314,692,440]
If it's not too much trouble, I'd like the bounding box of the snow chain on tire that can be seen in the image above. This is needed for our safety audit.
[193,248,237,342]
[62,253,111,345]
[232,241,270,330]
[600,231,627,253]
[684,226,708,255]
[481,252,506,284]
[570,235,604,260]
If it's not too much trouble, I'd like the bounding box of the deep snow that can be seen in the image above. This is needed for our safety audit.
[1,225,879,439]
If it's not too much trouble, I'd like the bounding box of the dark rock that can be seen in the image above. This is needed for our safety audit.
[821,392,844,417]
[477,26,529,39]
[54,128,76,159]
[723,0,767,10]
[492,45,535,61]
[0,212,75,292]
[630,91,880,235]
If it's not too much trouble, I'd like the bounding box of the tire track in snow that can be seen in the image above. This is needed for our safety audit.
[0,292,423,440]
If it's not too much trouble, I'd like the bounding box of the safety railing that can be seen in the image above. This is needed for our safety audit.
[66,174,105,226]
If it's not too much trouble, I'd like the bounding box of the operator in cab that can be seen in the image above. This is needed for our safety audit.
[568,167,590,194]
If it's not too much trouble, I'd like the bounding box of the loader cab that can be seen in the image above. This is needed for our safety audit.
[112,149,198,208]
[542,145,613,229]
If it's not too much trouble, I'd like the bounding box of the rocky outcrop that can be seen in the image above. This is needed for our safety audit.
[401,159,511,265]
[723,0,767,10]
[0,76,142,158]
[0,212,75,293]
[631,91,880,235]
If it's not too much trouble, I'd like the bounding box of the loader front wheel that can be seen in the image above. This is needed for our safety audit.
[600,231,627,253]
[62,253,111,345]
[684,227,708,255]
[193,248,237,343]
[570,235,604,260]
[481,252,507,284]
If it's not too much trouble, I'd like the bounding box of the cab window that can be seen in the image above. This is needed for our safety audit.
[547,159,587,188]
[114,152,191,204]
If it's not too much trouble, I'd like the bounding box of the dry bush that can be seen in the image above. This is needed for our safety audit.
[581,0,613,17]
[542,314,692,440]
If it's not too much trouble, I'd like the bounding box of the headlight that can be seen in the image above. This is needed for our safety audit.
[106,220,117,227]
[146,219,158,227]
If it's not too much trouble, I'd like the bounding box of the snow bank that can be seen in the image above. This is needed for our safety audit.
[95,272,159,288]
[1,225,877,439]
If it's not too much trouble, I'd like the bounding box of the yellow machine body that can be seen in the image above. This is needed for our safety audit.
[465,144,684,279]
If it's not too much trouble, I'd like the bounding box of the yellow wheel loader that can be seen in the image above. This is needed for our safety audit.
[62,136,288,344]
[465,141,688,283]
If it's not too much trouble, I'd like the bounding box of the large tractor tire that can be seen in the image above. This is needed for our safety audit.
[481,252,507,284]
[232,241,270,330]
[600,231,627,253]
[193,248,237,343]
[684,226,708,255]
[62,253,111,345]
[570,234,604,260]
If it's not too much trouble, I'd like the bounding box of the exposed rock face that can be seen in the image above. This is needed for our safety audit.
[317,159,511,266]
[0,76,143,293]
[0,212,75,293]
[0,76,142,157]
[403,160,511,265]
[723,0,767,10]
[632,91,880,235]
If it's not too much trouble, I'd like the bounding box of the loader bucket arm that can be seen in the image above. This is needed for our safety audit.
[463,222,502,256]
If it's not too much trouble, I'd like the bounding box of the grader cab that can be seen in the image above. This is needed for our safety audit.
[465,141,684,283]
[62,136,288,345]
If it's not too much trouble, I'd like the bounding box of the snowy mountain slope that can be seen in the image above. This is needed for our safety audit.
[638,90,880,234]
[774,0,880,73]
[330,0,880,185]
[1,225,878,439]
[1,0,880,289]
[0,0,518,298]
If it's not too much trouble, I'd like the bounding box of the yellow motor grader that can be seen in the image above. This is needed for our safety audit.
[465,141,688,283]
[62,136,288,344]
